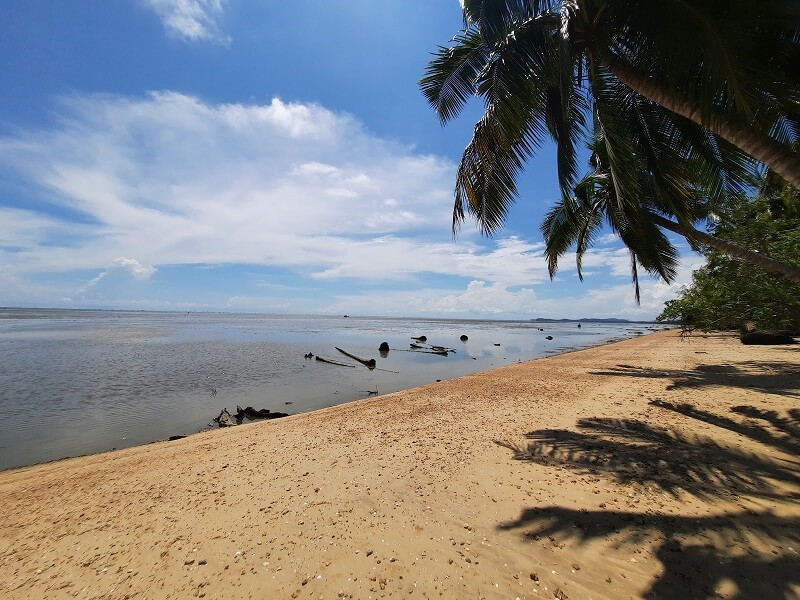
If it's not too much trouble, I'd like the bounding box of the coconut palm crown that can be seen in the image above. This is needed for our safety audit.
[420,0,800,246]
[543,129,800,302]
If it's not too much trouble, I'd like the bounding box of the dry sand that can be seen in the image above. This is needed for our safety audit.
[1,330,798,600]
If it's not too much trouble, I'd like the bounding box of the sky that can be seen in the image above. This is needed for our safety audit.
[0,0,703,320]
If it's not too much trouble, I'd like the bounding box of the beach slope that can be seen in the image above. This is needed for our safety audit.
[1,330,798,599]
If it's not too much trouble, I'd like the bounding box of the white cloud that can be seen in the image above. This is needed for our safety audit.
[112,257,157,279]
[81,271,108,292]
[142,0,229,43]
[0,92,460,277]
[75,257,156,296]
[0,91,701,318]
[596,233,619,246]
[325,253,703,320]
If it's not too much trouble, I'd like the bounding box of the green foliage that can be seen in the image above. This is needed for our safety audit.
[421,0,800,246]
[657,190,800,332]
[542,130,705,303]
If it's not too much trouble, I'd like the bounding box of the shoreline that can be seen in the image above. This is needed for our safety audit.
[1,329,798,599]
[1,327,661,474]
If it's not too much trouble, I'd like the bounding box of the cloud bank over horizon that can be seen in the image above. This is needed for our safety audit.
[0,91,699,319]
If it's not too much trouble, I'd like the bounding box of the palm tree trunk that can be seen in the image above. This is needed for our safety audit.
[650,213,800,284]
[600,52,800,189]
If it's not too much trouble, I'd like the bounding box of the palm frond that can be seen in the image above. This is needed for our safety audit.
[461,0,557,43]
[540,190,603,280]
[452,12,579,236]
[590,67,643,223]
[419,29,489,124]
[453,107,528,235]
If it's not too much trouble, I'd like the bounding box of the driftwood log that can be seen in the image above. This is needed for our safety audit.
[236,405,289,421]
[315,355,356,367]
[740,331,796,345]
[335,347,377,368]
[404,346,448,356]
[214,406,289,427]
[430,345,456,352]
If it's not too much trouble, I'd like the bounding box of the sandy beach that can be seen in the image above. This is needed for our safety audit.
[1,329,798,600]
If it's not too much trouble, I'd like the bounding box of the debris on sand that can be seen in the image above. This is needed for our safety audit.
[235,406,289,421]
[213,408,236,427]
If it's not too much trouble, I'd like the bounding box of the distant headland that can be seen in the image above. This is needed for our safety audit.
[530,317,659,324]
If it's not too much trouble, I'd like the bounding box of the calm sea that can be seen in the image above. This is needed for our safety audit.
[0,309,663,470]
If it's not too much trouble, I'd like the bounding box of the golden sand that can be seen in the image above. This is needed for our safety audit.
[1,330,798,599]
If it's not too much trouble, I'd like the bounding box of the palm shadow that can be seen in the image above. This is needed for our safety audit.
[499,506,800,600]
[497,416,800,501]
[496,403,800,599]
[651,399,800,456]
[589,361,800,398]
[731,405,800,441]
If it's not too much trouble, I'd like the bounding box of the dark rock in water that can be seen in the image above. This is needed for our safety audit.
[741,331,796,345]
[577,323,581,328]
[214,408,235,427]
[343,315,349,318]
[168,435,186,441]
[304,352,314,359]
[412,335,427,342]
[545,335,553,340]
[235,405,290,421]
[379,341,390,352]
[460,335,468,341]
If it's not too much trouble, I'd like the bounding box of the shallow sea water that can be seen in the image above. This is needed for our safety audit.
[0,309,664,470]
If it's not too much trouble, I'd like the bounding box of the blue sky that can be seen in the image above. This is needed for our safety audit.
[0,1,702,319]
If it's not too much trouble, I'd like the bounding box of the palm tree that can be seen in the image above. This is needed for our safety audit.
[420,0,800,239]
[543,133,800,302]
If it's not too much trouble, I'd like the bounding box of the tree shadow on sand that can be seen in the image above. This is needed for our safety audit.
[499,506,800,600]
[588,361,800,398]
[651,399,800,456]
[496,403,800,599]
[497,415,800,501]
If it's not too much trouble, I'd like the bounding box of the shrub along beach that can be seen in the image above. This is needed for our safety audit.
[1,330,798,599]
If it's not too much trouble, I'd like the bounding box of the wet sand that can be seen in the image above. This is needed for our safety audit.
[1,329,798,599]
